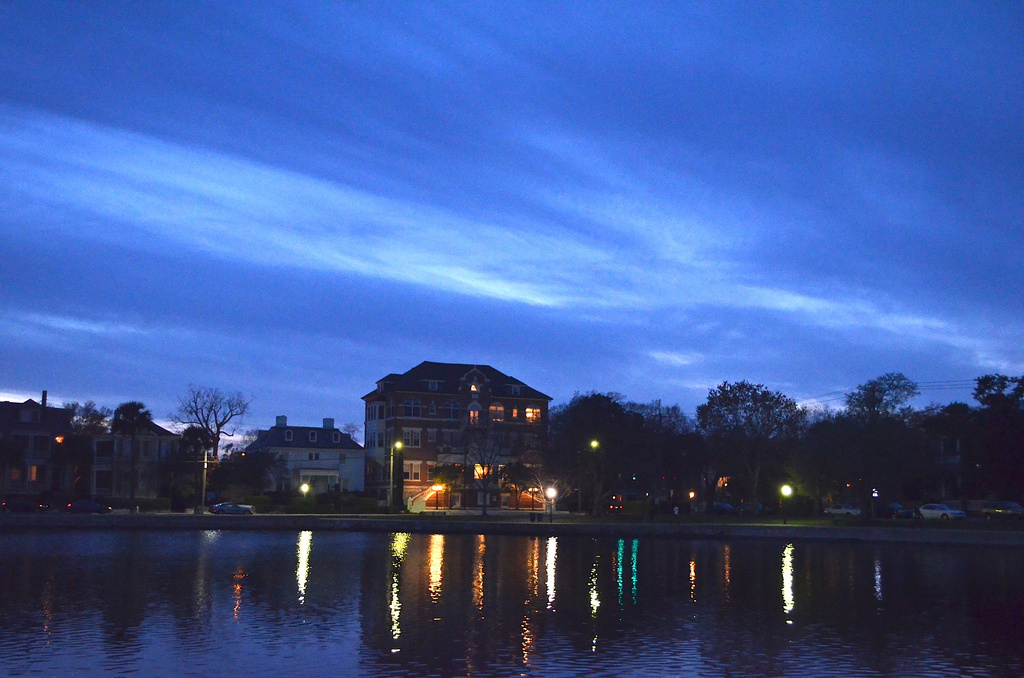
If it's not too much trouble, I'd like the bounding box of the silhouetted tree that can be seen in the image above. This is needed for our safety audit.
[112,401,152,511]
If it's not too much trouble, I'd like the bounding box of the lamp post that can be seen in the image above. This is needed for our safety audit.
[546,487,557,523]
[780,484,793,525]
[431,484,443,510]
[388,441,402,512]
[300,482,309,497]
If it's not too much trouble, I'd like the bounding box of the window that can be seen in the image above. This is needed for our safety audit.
[429,402,436,415]
[309,431,317,442]
[10,467,21,481]
[470,383,479,392]
[467,405,480,425]
[30,465,41,482]
[403,429,421,447]
[443,401,459,419]
[525,408,541,423]
[339,454,346,465]
[333,431,341,443]
[489,402,504,422]
[442,430,455,445]
[285,430,293,442]
[428,380,439,392]
[511,385,521,396]
[512,408,519,419]
[403,399,421,417]
[427,429,436,443]
[96,440,114,458]
[19,408,40,424]
[33,436,49,452]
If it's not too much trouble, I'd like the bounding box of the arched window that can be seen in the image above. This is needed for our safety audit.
[403,399,421,417]
[467,404,481,426]
[443,400,459,419]
[489,402,504,422]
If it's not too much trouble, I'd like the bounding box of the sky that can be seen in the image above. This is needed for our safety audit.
[1,2,1021,438]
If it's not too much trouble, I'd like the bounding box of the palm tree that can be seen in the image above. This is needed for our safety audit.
[112,401,153,512]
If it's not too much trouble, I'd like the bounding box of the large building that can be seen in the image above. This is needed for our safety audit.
[91,421,180,499]
[363,361,551,510]
[0,393,73,499]
[245,416,365,494]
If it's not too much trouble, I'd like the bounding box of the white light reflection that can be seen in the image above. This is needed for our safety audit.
[874,557,883,602]
[428,534,444,604]
[630,539,638,605]
[546,537,557,609]
[390,533,411,647]
[782,543,795,619]
[589,558,601,618]
[296,531,312,604]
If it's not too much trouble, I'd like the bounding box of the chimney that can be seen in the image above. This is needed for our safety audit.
[41,390,47,408]
[276,415,287,427]
[323,417,335,430]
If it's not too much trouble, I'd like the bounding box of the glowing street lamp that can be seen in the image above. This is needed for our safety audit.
[300,483,310,497]
[780,484,793,524]
[388,441,403,512]
[431,484,443,510]
[545,486,557,523]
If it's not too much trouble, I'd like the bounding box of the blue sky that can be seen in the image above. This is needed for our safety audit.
[1,2,1021,436]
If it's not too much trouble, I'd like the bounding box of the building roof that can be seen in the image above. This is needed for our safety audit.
[0,399,73,433]
[362,361,551,401]
[245,424,363,452]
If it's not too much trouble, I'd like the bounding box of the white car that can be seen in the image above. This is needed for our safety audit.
[824,503,861,516]
[916,503,966,520]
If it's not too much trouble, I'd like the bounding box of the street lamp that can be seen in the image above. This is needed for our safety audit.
[388,441,402,512]
[780,484,793,524]
[300,482,310,497]
[431,484,443,510]
[546,486,557,523]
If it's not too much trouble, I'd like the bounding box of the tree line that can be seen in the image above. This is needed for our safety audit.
[539,373,1024,516]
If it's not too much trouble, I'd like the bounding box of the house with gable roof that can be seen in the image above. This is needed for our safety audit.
[245,416,364,494]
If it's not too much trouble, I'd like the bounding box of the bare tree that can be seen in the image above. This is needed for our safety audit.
[461,427,517,516]
[172,385,250,512]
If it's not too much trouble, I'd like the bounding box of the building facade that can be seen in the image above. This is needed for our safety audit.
[245,416,365,494]
[0,393,75,499]
[363,361,551,510]
[91,421,180,499]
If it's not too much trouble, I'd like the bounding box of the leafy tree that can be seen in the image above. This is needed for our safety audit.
[499,461,535,509]
[842,373,920,518]
[971,374,1024,499]
[696,381,804,502]
[172,385,250,512]
[111,401,153,511]
[65,401,112,436]
[431,463,462,509]
[57,401,112,499]
[546,392,644,514]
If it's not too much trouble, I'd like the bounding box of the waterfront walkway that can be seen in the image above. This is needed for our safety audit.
[3,511,1024,547]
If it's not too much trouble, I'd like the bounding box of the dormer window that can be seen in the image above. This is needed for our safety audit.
[470,384,479,392]
[511,385,521,396]
[285,430,293,442]
[428,380,439,392]
[309,431,317,442]
[333,431,341,443]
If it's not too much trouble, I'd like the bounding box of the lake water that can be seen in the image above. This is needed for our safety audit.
[0,529,1021,677]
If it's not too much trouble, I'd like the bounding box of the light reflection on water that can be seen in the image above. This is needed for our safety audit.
[0,530,1022,677]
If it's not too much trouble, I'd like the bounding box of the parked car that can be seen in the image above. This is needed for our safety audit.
[981,501,1024,521]
[209,502,255,515]
[736,501,769,516]
[66,499,112,514]
[2,497,47,513]
[711,502,736,515]
[916,503,966,520]
[886,503,916,520]
[824,503,861,517]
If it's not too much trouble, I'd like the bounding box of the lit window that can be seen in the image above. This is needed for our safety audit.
[403,399,422,417]
[468,406,480,425]
[30,465,40,482]
[489,402,504,421]
[470,383,479,392]
[474,464,488,480]
[525,408,541,423]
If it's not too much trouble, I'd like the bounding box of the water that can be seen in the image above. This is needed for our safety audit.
[0,529,1021,677]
